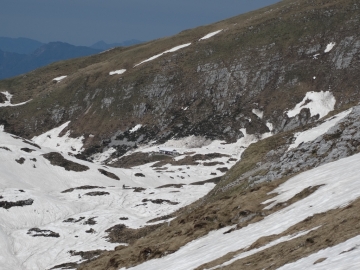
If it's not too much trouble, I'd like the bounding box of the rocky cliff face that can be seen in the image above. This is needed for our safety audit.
[0,0,359,163]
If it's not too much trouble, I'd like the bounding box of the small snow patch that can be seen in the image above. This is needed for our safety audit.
[109,69,126,76]
[252,109,263,119]
[266,122,274,132]
[53,76,67,82]
[129,124,142,133]
[199,30,223,41]
[286,91,336,119]
[134,43,191,67]
[324,42,336,53]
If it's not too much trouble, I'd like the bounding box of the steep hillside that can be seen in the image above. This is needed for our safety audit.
[1,0,360,269]
[0,0,359,161]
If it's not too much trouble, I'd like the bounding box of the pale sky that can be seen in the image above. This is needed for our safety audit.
[1,0,281,46]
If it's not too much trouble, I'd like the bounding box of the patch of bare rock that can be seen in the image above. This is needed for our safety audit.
[43,152,89,171]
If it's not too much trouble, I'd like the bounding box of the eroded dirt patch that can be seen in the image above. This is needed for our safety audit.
[84,191,110,196]
[105,223,163,244]
[43,152,89,172]
[61,185,105,193]
[98,169,120,180]
[27,228,60,238]
[0,198,33,209]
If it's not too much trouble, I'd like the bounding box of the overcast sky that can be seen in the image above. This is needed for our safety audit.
[1,0,280,46]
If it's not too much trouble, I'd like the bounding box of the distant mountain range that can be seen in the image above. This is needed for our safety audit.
[90,39,143,51]
[0,37,143,80]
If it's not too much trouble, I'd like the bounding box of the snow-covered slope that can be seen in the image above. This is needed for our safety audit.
[0,128,216,269]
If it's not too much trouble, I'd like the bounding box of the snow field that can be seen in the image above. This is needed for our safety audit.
[125,151,360,270]
[0,129,215,269]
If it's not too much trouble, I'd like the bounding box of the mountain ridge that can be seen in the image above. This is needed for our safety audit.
[1,0,360,269]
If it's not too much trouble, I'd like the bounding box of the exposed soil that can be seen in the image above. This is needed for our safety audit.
[0,199,33,209]
[84,191,110,196]
[134,173,145,177]
[15,157,25,164]
[22,140,41,149]
[61,185,105,193]
[147,214,175,224]
[152,153,229,168]
[27,228,60,238]
[43,152,89,172]
[0,146,11,151]
[0,92,7,103]
[84,217,97,225]
[156,184,184,189]
[190,177,222,186]
[63,217,85,223]
[203,161,224,166]
[105,223,164,244]
[142,199,179,205]
[98,169,120,180]
[20,147,36,153]
[198,197,360,270]
[216,167,229,172]
[133,187,146,192]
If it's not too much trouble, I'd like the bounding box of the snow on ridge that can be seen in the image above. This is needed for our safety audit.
[252,108,264,119]
[286,91,336,119]
[109,69,126,75]
[0,91,32,107]
[324,42,336,53]
[53,75,67,82]
[199,30,223,41]
[134,43,191,67]
[288,108,352,151]
[32,121,85,154]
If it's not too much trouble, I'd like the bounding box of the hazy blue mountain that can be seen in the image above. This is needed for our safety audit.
[0,42,101,79]
[0,37,44,55]
[90,39,143,51]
